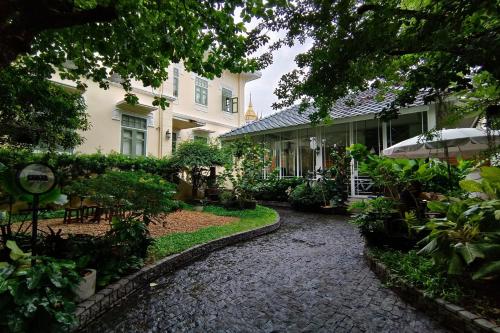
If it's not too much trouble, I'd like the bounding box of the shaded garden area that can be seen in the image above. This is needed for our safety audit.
[345,144,500,326]
[0,142,277,332]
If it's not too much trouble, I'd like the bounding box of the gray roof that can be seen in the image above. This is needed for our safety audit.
[222,89,427,138]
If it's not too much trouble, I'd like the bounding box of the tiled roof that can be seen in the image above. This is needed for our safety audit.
[222,89,427,138]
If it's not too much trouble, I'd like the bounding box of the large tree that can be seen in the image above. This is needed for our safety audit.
[0,0,275,149]
[270,0,500,126]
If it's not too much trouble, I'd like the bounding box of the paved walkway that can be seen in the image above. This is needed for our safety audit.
[88,209,448,333]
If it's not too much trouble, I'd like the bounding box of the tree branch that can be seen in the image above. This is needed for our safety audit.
[32,5,118,32]
[0,3,118,69]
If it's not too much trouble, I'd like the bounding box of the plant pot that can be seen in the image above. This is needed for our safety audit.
[74,269,96,302]
[193,205,203,212]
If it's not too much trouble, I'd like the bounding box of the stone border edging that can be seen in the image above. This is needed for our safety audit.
[257,200,291,208]
[363,247,500,333]
[74,213,281,331]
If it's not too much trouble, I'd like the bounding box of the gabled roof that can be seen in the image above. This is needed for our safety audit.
[222,89,428,138]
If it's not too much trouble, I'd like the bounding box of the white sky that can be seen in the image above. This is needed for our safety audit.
[244,39,311,118]
[238,10,312,118]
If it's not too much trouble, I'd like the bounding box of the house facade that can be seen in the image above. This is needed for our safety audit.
[221,89,444,197]
[52,66,260,157]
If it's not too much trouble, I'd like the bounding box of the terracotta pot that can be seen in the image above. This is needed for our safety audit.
[74,269,96,302]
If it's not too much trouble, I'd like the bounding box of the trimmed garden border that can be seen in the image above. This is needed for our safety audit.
[364,247,500,333]
[73,213,280,332]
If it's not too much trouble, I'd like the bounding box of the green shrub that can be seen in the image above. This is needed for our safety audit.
[41,217,152,287]
[66,170,179,223]
[0,241,81,333]
[418,167,500,280]
[251,171,304,202]
[0,148,179,188]
[288,183,324,210]
[371,248,463,302]
[349,197,406,246]
[171,140,227,198]
[220,137,269,203]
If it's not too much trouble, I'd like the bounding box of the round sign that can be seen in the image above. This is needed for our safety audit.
[16,163,56,195]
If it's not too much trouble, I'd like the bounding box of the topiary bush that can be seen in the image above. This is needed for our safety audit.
[66,170,179,223]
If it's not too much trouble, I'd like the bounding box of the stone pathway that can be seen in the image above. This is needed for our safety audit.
[88,209,448,333]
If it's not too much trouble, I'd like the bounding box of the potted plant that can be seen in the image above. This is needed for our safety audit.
[74,268,97,301]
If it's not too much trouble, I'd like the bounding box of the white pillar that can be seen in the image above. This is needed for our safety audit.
[382,121,388,150]
[349,122,355,196]
[427,105,437,130]
[315,127,323,176]
[295,130,300,177]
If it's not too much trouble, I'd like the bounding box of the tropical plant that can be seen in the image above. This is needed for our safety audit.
[40,217,152,287]
[0,241,81,333]
[348,144,473,217]
[221,137,270,204]
[348,197,400,244]
[172,140,227,199]
[419,167,500,280]
[324,145,350,209]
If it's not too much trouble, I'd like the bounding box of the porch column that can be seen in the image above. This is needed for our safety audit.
[382,121,388,151]
[315,127,323,176]
[349,122,355,196]
[295,130,300,177]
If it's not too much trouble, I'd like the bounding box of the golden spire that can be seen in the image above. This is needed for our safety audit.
[245,93,258,123]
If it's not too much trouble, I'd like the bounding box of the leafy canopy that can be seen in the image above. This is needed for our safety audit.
[0,0,278,149]
[270,0,500,123]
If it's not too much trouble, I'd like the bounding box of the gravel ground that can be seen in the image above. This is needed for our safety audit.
[36,210,238,238]
[85,208,449,333]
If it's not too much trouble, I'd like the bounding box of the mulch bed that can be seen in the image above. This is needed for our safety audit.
[37,210,239,238]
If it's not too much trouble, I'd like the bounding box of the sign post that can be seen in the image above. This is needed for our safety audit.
[16,163,56,265]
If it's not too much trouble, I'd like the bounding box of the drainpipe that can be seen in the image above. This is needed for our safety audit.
[157,83,164,157]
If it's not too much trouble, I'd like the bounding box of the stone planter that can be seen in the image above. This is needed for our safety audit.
[74,269,96,302]
[193,205,203,212]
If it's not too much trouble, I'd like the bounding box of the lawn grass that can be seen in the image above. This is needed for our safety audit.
[149,205,277,260]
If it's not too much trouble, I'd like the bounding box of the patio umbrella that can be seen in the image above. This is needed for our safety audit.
[382,128,499,189]
[382,128,499,159]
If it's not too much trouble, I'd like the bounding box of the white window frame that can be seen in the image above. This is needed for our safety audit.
[195,77,208,106]
[173,68,179,97]
[121,114,148,156]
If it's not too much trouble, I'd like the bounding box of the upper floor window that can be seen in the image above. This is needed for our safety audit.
[173,68,179,97]
[222,88,233,113]
[121,114,147,156]
[195,77,208,106]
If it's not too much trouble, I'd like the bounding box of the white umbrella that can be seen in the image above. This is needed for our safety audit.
[383,128,499,159]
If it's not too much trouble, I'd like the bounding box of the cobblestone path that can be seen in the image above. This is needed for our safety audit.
[89,209,448,333]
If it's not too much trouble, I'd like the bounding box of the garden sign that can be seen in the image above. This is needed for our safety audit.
[16,163,56,263]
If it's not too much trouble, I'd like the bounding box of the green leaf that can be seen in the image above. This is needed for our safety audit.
[459,180,483,193]
[455,242,484,265]
[427,201,448,214]
[480,167,500,182]
[6,241,26,261]
[447,252,465,275]
[472,260,500,280]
